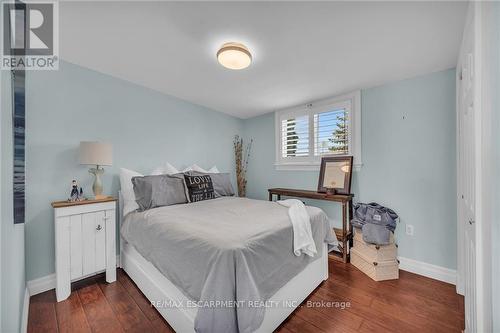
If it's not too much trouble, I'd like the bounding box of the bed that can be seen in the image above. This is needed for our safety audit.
[119,194,333,333]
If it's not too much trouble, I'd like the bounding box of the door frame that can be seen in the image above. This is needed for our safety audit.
[456,1,494,332]
[455,14,465,298]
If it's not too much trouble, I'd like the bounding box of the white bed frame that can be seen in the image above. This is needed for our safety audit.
[118,192,329,333]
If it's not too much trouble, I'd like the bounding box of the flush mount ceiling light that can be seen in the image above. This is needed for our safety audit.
[217,42,252,70]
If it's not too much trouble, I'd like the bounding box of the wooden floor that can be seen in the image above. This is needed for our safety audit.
[28,260,464,333]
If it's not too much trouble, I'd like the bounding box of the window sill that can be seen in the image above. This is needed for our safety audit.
[274,162,362,172]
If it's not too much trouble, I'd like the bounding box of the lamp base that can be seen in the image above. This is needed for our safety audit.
[89,166,105,199]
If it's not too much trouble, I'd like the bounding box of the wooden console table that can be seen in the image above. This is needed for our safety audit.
[268,188,354,263]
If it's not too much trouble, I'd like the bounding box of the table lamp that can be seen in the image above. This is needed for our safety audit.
[79,141,112,199]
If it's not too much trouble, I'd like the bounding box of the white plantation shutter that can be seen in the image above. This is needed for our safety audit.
[314,108,349,156]
[281,116,309,157]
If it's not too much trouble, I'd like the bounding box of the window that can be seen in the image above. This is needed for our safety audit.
[281,115,309,158]
[275,91,361,170]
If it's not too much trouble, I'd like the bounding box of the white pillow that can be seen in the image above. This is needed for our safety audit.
[164,162,179,174]
[150,166,164,176]
[208,166,220,173]
[191,164,208,172]
[151,162,179,175]
[120,168,143,216]
[182,164,206,173]
[182,164,220,173]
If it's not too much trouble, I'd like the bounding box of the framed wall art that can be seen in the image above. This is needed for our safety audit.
[317,156,353,195]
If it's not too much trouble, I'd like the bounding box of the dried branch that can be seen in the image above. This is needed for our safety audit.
[234,135,252,197]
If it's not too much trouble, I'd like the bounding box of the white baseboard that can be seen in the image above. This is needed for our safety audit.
[398,256,457,285]
[21,287,29,333]
[28,255,121,296]
[27,273,56,296]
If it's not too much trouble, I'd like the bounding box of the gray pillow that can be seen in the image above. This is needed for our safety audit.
[185,171,235,198]
[132,174,187,211]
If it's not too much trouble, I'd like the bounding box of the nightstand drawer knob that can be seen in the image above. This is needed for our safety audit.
[96,224,102,231]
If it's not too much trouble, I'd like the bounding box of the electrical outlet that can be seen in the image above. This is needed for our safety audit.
[405,224,414,236]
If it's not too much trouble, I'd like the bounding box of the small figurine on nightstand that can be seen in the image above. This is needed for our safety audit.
[69,180,85,202]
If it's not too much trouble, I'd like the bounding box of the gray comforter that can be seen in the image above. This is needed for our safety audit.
[121,197,334,333]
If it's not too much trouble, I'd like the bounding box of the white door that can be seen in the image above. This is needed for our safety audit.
[458,7,476,332]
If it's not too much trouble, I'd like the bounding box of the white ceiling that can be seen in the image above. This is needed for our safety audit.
[59,1,467,119]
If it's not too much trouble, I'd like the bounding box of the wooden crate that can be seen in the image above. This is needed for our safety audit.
[353,239,397,262]
[353,227,395,244]
[350,247,399,281]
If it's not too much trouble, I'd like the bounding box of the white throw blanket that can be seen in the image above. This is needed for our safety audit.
[278,199,317,257]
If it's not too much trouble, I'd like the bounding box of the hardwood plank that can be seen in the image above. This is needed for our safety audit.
[78,284,124,333]
[116,269,175,332]
[117,269,163,322]
[294,304,359,333]
[150,318,176,333]
[358,319,397,333]
[321,279,374,307]
[387,270,462,308]
[458,292,466,327]
[55,292,91,333]
[28,291,58,333]
[98,279,155,332]
[370,298,460,333]
[304,293,364,331]
[275,323,294,333]
[282,313,326,333]
[311,287,420,333]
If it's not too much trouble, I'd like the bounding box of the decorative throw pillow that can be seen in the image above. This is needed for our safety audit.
[185,171,234,197]
[183,174,215,202]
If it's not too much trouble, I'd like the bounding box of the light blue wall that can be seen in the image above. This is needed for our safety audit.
[25,61,242,281]
[1,71,26,333]
[243,69,457,269]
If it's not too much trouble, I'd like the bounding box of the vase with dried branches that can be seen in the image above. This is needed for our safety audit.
[234,135,253,197]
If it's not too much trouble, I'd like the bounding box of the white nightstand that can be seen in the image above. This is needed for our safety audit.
[52,197,117,302]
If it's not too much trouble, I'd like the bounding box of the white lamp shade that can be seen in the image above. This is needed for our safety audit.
[79,141,113,166]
